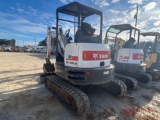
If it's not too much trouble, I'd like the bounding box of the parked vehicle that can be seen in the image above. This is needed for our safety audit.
[24,48,32,52]
[36,46,47,53]
[30,48,37,52]
[14,47,21,52]
[4,46,11,52]
[36,48,42,53]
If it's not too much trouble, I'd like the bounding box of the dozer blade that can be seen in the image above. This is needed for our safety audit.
[45,75,90,115]
[115,73,138,90]
[43,63,55,74]
[104,79,127,96]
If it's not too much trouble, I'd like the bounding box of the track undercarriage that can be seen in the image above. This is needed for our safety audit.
[103,79,127,96]
[146,70,160,81]
[115,73,138,90]
[114,71,152,90]
[134,72,152,83]
[40,65,127,114]
[45,75,90,115]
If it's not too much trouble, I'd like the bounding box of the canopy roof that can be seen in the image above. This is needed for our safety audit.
[57,2,102,17]
[108,24,139,34]
[140,32,160,37]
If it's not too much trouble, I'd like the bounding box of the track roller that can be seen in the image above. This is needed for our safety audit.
[136,73,152,83]
[45,75,90,115]
[104,79,127,96]
[115,73,138,90]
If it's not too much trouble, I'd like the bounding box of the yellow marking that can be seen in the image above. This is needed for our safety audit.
[144,53,157,69]
[144,62,152,69]
[150,54,157,63]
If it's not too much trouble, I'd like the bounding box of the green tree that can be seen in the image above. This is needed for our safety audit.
[38,37,56,46]
[38,37,47,46]
[0,39,16,47]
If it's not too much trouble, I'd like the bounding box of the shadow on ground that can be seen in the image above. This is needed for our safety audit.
[80,82,159,120]
[0,69,41,75]
[0,73,82,120]
[0,74,159,120]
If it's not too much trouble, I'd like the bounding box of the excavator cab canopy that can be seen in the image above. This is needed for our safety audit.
[141,32,160,53]
[57,2,102,18]
[141,32,160,37]
[56,2,103,43]
[105,24,140,48]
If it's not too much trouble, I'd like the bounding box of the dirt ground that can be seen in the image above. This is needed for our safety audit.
[0,52,160,120]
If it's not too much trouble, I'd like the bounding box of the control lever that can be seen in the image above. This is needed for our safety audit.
[66,29,70,37]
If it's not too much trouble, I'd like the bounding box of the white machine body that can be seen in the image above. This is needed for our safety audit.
[47,28,111,69]
[65,43,111,68]
[117,48,144,64]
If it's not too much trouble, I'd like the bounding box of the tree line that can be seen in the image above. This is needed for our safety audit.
[38,37,56,46]
[0,39,16,47]
[0,37,56,47]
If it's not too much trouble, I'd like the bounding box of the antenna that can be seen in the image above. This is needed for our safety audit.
[134,5,139,38]
[134,5,139,27]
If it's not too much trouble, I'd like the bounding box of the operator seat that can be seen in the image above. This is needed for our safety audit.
[122,37,136,48]
[75,22,99,43]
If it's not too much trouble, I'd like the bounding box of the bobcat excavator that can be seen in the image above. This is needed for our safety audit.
[140,32,160,80]
[40,2,127,114]
[104,24,152,89]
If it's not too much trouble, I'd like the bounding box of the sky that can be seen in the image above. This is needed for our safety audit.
[0,0,160,46]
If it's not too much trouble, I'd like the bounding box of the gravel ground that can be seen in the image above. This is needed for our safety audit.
[0,52,160,120]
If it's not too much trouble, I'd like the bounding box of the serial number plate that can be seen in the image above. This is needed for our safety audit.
[103,71,109,75]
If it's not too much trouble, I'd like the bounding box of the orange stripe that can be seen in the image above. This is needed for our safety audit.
[66,56,78,61]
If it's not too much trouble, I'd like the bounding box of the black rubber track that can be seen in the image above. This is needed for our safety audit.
[115,73,138,90]
[45,75,90,115]
[146,70,160,81]
[136,73,152,83]
[105,79,127,96]
[39,73,54,83]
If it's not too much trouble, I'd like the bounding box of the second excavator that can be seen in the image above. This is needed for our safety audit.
[105,24,152,89]
[141,32,160,81]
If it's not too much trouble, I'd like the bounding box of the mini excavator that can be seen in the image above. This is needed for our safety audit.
[40,2,127,114]
[105,24,152,90]
[141,32,160,80]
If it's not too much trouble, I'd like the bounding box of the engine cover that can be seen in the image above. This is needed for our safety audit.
[65,43,111,68]
[117,48,144,64]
